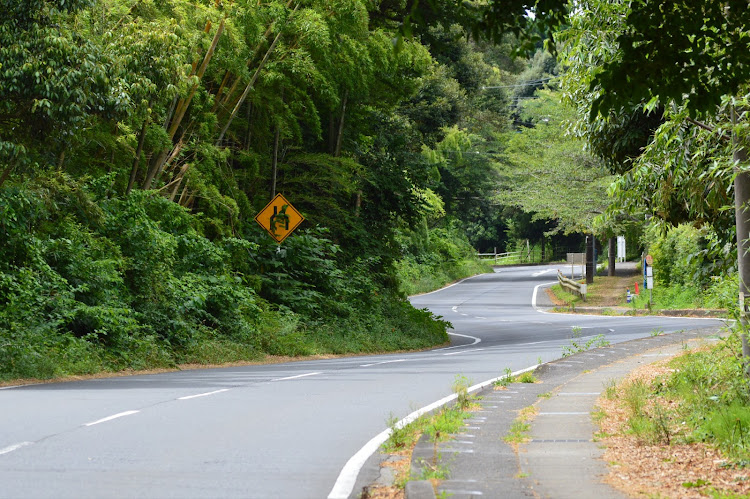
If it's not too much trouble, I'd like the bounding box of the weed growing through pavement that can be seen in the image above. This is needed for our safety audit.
[651,327,664,337]
[380,374,480,493]
[493,367,514,388]
[515,371,538,383]
[452,374,472,410]
[504,406,538,445]
[562,326,610,357]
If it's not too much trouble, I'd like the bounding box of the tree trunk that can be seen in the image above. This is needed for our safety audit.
[271,125,280,199]
[144,19,224,190]
[214,0,296,115]
[608,236,616,277]
[169,163,191,202]
[732,106,750,371]
[244,102,253,150]
[215,21,289,146]
[334,89,348,157]
[127,114,150,195]
[586,234,595,284]
[167,19,225,141]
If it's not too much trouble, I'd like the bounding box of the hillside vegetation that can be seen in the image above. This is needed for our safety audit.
[1,0,597,381]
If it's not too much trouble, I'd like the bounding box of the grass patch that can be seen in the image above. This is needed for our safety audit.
[397,258,492,296]
[380,374,479,492]
[562,326,610,357]
[515,371,538,383]
[505,406,538,445]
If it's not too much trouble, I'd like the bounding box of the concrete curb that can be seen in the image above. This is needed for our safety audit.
[552,306,726,318]
[404,480,436,499]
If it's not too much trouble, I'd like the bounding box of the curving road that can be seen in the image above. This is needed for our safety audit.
[0,265,725,498]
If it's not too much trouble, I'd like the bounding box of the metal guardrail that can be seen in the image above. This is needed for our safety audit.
[557,270,587,300]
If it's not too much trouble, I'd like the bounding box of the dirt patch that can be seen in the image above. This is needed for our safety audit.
[596,354,750,498]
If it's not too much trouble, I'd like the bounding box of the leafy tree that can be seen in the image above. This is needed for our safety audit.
[497,90,613,235]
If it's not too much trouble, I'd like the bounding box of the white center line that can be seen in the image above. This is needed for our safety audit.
[0,442,32,456]
[360,360,406,368]
[178,388,230,400]
[444,348,486,356]
[271,372,322,382]
[85,410,140,427]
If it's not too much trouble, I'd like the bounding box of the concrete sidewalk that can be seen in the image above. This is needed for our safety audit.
[397,328,722,499]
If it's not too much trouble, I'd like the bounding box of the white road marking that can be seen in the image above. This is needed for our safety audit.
[271,372,322,382]
[360,360,406,368]
[532,281,558,311]
[0,442,32,456]
[451,306,458,313]
[435,333,481,352]
[532,268,557,277]
[409,274,486,298]
[444,348,486,356]
[85,410,140,427]
[329,363,540,498]
[178,389,230,400]
[475,316,487,319]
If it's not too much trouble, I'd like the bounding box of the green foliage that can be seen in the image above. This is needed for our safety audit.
[662,334,750,460]
[562,327,610,357]
[515,371,538,383]
[452,374,473,410]
[395,218,491,296]
[0,0,581,382]
[497,90,614,236]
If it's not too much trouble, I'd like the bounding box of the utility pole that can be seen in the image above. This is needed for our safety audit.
[732,106,750,370]
[585,234,595,284]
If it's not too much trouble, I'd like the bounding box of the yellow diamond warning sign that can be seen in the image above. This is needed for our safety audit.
[254,194,305,243]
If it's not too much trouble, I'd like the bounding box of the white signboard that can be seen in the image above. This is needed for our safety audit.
[617,236,626,262]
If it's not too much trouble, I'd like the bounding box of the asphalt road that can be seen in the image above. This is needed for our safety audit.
[0,265,726,499]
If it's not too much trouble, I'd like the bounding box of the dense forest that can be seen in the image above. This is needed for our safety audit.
[1,0,746,380]
[0,0,591,380]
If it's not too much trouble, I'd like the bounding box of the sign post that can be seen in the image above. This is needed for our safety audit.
[254,194,305,244]
[644,254,654,305]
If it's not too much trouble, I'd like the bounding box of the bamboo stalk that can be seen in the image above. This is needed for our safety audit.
[215,16,290,145]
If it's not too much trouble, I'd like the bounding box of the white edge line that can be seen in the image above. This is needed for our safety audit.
[408,273,486,299]
[433,332,482,352]
[271,372,322,382]
[532,281,558,313]
[178,388,230,400]
[0,442,33,456]
[85,410,140,427]
[444,348,486,356]
[360,360,406,368]
[327,364,537,499]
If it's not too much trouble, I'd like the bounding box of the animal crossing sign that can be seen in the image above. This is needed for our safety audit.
[254,194,304,243]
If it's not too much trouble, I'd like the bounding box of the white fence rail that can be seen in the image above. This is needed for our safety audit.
[477,250,524,264]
